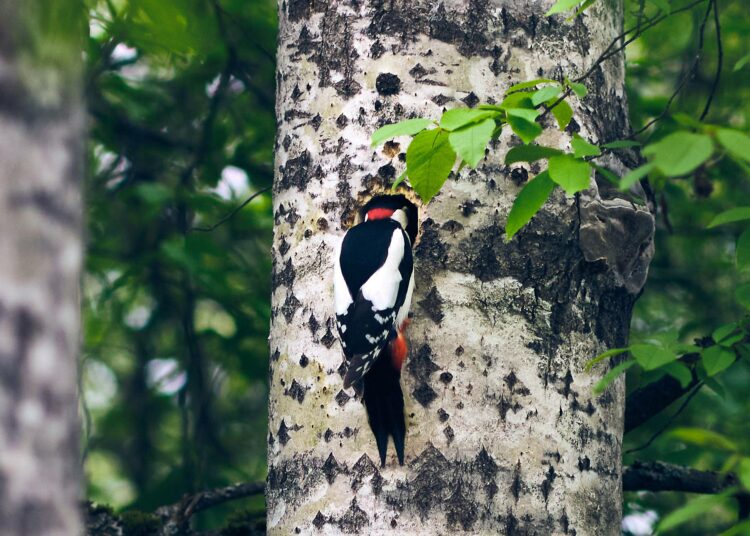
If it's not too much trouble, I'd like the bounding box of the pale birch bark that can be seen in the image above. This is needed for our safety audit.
[268,0,654,534]
[0,4,83,535]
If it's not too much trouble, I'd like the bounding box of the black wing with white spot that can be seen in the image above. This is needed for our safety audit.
[334,218,413,389]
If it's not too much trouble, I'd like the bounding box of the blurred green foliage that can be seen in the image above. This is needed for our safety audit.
[622,1,750,534]
[79,0,750,533]
[82,0,275,529]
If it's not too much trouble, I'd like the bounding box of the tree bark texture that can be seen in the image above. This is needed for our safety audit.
[268,0,654,534]
[0,4,83,535]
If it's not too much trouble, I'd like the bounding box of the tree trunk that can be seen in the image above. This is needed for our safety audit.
[0,3,83,535]
[268,1,654,534]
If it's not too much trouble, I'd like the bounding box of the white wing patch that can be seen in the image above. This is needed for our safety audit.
[334,238,353,315]
[360,229,404,311]
[396,266,415,327]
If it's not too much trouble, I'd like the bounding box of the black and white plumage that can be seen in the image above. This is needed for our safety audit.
[334,195,416,389]
[333,194,417,466]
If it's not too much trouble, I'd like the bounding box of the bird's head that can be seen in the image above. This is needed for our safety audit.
[360,194,418,245]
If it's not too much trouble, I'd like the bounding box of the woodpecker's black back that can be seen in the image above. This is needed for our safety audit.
[363,341,405,467]
[337,218,412,384]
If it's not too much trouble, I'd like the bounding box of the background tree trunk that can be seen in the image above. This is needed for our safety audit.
[0,3,83,535]
[268,0,654,533]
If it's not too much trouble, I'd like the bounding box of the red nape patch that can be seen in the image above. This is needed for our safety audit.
[389,330,408,370]
[367,208,395,221]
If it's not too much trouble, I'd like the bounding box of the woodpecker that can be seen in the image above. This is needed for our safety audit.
[333,194,417,466]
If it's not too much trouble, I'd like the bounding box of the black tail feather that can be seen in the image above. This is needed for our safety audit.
[363,346,405,467]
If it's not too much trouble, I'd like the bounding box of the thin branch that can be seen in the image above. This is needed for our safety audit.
[700,0,723,120]
[623,460,736,493]
[629,57,699,139]
[625,382,703,455]
[190,187,271,233]
[156,481,265,521]
[540,0,709,121]
[85,482,265,535]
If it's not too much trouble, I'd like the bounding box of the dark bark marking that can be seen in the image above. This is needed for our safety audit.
[351,454,377,491]
[511,460,522,502]
[323,453,344,484]
[307,313,319,336]
[432,94,454,106]
[409,444,451,519]
[375,73,401,95]
[541,464,557,504]
[418,286,444,324]
[445,480,477,530]
[285,380,307,403]
[335,389,351,407]
[273,258,296,291]
[443,426,455,444]
[461,92,479,108]
[320,324,336,349]
[412,383,437,407]
[313,511,327,529]
[437,408,449,422]
[281,293,301,323]
[278,150,313,191]
[10,189,80,228]
[338,498,369,533]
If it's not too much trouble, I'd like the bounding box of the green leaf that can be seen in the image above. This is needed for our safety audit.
[566,79,588,98]
[737,229,750,270]
[708,207,750,228]
[656,492,735,533]
[713,323,743,347]
[504,145,563,164]
[719,520,750,536]
[550,100,574,130]
[630,343,677,370]
[571,135,601,158]
[547,155,591,195]
[669,427,738,451]
[585,347,629,372]
[531,85,562,106]
[405,129,456,203]
[440,108,498,131]
[546,0,583,16]
[505,171,555,240]
[507,115,543,144]
[738,344,750,362]
[572,0,598,17]
[702,345,736,377]
[371,118,433,147]
[704,377,726,399]
[643,132,714,176]
[620,162,655,190]
[661,362,693,388]
[739,458,750,490]
[593,360,635,394]
[602,140,641,149]
[716,129,750,163]
[391,168,407,190]
[505,78,558,93]
[506,108,540,123]
[736,283,750,309]
[591,164,619,186]
[500,93,535,110]
[735,52,750,72]
[448,118,495,168]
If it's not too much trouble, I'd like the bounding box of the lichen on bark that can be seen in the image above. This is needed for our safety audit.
[268,0,652,534]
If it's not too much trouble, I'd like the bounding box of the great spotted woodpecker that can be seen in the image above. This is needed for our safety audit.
[333,194,417,466]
